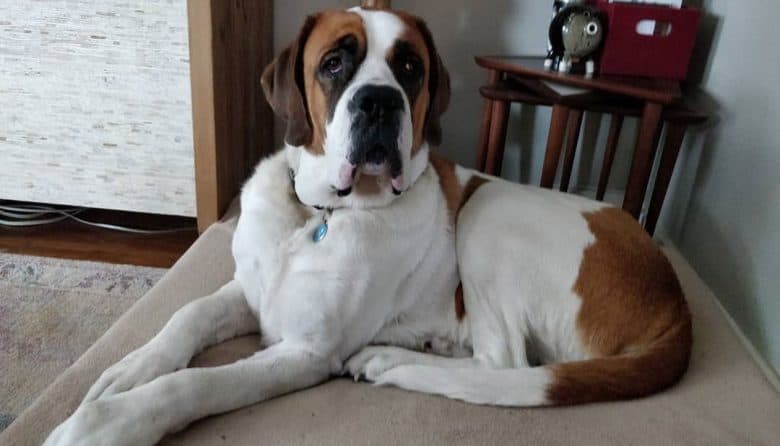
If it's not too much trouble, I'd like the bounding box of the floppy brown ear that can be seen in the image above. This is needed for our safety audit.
[261,15,319,147]
[415,18,451,148]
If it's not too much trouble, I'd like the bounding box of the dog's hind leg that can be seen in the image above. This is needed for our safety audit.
[82,280,257,404]
[45,341,330,446]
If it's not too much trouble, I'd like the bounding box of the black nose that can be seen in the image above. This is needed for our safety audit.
[351,85,403,121]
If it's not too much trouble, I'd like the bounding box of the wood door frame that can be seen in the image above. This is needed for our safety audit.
[361,0,392,7]
[187,0,274,233]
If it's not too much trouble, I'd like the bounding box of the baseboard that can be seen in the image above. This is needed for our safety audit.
[658,237,780,393]
[0,200,198,268]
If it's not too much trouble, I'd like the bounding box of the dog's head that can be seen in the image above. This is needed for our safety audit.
[262,7,450,208]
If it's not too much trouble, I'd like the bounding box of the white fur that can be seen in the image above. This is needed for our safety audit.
[45,10,614,445]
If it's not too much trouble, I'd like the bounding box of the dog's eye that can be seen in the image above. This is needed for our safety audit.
[402,59,418,75]
[396,56,422,81]
[323,56,343,75]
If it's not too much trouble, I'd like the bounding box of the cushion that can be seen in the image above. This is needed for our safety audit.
[3,203,779,446]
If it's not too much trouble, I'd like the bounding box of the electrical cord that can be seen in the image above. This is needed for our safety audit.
[0,202,196,234]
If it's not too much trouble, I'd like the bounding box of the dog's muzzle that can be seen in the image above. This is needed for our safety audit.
[339,85,405,196]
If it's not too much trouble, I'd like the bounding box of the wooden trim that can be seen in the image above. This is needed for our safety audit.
[0,206,197,268]
[188,0,274,233]
[361,0,392,8]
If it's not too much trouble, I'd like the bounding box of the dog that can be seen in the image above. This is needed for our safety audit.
[44,7,691,445]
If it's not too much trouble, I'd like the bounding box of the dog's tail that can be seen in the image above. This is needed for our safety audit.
[375,315,692,407]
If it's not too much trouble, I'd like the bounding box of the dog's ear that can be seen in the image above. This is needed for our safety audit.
[261,15,319,147]
[415,18,451,148]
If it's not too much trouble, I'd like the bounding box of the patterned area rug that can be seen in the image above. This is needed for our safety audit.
[0,253,166,432]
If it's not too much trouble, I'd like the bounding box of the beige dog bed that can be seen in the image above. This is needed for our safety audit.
[3,204,779,446]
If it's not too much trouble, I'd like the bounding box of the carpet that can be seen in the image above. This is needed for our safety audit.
[0,253,166,432]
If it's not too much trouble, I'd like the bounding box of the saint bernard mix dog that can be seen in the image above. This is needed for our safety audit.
[45,7,692,445]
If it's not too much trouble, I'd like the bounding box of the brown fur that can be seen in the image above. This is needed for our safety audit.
[391,13,433,154]
[429,153,491,322]
[428,153,490,224]
[302,11,367,155]
[394,11,450,148]
[546,207,692,405]
[461,176,490,213]
[428,154,462,219]
[261,15,319,148]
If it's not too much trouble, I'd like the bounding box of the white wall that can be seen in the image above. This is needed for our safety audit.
[667,0,780,373]
[273,0,637,193]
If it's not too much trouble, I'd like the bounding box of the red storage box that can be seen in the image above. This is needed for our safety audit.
[595,1,701,80]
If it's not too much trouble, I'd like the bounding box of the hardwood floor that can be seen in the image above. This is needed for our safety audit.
[0,207,198,268]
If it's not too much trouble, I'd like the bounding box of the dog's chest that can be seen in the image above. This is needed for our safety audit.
[232,159,459,358]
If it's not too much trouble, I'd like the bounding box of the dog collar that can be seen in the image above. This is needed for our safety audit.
[289,168,333,243]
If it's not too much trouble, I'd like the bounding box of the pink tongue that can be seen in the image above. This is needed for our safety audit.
[391,175,404,192]
[338,163,357,189]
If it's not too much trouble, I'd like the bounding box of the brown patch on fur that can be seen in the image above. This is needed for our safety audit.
[302,11,367,155]
[429,153,461,219]
[454,282,466,320]
[386,11,450,151]
[428,153,490,322]
[461,176,489,213]
[261,16,320,149]
[402,13,450,148]
[546,207,692,405]
[391,13,432,154]
[429,153,490,224]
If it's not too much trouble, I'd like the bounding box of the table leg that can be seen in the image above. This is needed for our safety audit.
[560,109,584,192]
[645,123,687,235]
[541,104,571,188]
[623,102,663,220]
[597,114,624,201]
[476,69,502,172]
[485,100,510,176]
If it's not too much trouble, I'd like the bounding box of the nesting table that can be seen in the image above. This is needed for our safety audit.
[474,56,706,234]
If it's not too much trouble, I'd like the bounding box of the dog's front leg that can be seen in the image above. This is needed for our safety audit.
[82,280,257,404]
[44,342,331,446]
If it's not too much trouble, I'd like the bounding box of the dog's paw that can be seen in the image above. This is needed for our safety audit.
[43,398,159,446]
[345,346,415,382]
[81,342,185,404]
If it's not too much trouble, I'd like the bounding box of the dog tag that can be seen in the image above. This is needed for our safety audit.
[312,222,328,243]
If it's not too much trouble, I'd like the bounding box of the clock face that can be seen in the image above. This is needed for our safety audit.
[563,12,603,57]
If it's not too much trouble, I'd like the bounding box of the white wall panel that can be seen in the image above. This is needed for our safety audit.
[0,0,195,216]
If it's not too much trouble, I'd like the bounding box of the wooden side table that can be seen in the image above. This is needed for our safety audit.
[475,56,706,234]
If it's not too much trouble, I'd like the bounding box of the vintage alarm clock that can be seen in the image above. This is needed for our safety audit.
[545,0,604,76]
